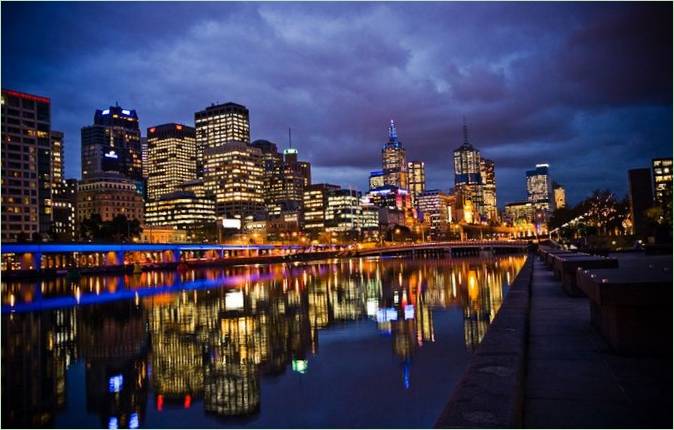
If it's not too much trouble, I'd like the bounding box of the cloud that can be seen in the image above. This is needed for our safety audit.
[2,2,671,206]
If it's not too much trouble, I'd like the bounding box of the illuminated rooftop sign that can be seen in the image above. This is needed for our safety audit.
[104,150,118,159]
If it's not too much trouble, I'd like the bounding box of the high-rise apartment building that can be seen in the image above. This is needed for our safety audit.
[480,158,497,221]
[81,105,143,193]
[145,191,216,231]
[203,141,265,219]
[195,102,250,176]
[146,123,197,202]
[407,161,425,204]
[553,183,566,209]
[382,120,408,189]
[453,120,483,222]
[526,163,554,213]
[1,89,52,241]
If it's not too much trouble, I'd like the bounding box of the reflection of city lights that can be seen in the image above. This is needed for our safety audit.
[376,308,398,323]
[404,304,415,320]
[292,359,308,374]
[157,394,164,411]
[468,271,478,301]
[366,298,378,317]
[184,395,192,409]
[108,374,123,393]
[108,417,118,430]
[225,290,244,310]
[129,413,139,429]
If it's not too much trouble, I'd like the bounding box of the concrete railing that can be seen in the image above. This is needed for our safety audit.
[435,254,534,428]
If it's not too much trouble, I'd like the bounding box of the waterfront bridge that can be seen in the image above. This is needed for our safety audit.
[0,240,529,276]
[355,240,529,257]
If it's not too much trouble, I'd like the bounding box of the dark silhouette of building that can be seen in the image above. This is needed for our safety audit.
[628,168,654,237]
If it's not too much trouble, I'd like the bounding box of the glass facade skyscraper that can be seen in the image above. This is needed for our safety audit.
[382,120,408,189]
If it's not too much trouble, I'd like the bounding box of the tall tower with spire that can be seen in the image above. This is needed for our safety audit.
[453,118,485,222]
[382,119,408,189]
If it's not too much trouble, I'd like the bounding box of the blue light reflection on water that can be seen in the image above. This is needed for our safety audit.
[2,256,525,428]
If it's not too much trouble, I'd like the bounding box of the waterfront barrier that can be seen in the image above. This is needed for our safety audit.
[435,254,534,428]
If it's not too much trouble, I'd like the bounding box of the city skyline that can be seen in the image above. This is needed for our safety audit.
[3,2,671,206]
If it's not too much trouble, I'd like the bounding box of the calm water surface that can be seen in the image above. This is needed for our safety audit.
[2,255,525,428]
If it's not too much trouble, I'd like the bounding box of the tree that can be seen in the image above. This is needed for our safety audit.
[79,214,142,242]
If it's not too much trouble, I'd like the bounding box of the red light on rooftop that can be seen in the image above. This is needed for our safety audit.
[176,124,183,130]
[2,89,50,104]
[149,128,156,133]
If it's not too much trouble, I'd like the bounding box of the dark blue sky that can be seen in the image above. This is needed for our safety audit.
[3,2,672,206]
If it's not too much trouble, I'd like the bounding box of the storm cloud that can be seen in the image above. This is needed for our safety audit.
[3,2,671,205]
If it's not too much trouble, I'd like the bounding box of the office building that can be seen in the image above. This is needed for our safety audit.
[252,140,284,213]
[203,141,265,220]
[52,179,77,242]
[146,123,197,202]
[1,89,52,242]
[177,178,207,198]
[81,104,143,193]
[382,120,408,189]
[77,174,144,224]
[366,185,411,213]
[145,191,216,231]
[195,102,250,176]
[628,168,653,237]
[480,158,497,221]
[50,131,64,190]
[553,183,566,209]
[325,189,362,233]
[526,164,554,213]
[453,120,483,222]
[407,161,425,204]
[652,158,672,214]
[369,170,385,190]
[416,190,454,237]
[303,184,340,233]
[504,201,535,225]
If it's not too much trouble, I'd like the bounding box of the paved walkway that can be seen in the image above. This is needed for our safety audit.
[523,259,672,428]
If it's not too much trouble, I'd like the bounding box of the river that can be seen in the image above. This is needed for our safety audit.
[1,254,525,428]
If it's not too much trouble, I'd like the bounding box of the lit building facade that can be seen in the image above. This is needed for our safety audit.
[50,131,64,190]
[526,163,554,213]
[77,174,144,224]
[416,190,454,237]
[146,123,197,202]
[382,120,408,189]
[145,191,216,231]
[453,121,483,222]
[369,170,385,190]
[553,183,566,209]
[1,89,52,242]
[325,189,362,233]
[203,141,265,220]
[195,102,250,177]
[407,161,425,204]
[251,140,284,214]
[303,183,340,233]
[81,105,143,194]
[480,158,497,221]
[504,201,535,225]
[652,158,672,215]
[52,179,78,242]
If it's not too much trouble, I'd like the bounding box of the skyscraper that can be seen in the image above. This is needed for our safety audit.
[480,158,497,221]
[303,183,340,234]
[407,161,425,204]
[81,105,143,192]
[203,141,265,219]
[382,120,408,189]
[369,170,385,190]
[652,158,672,217]
[1,89,52,242]
[195,102,250,177]
[50,131,64,190]
[146,123,197,202]
[453,120,483,222]
[526,164,554,213]
[251,140,284,214]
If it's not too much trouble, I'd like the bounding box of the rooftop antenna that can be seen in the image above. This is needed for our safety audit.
[463,116,469,146]
[288,127,292,149]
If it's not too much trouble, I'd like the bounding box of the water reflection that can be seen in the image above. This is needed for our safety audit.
[2,255,525,428]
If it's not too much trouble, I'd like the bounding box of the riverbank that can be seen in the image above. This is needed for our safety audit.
[435,251,672,428]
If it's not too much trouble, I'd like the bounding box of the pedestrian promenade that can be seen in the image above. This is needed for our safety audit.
[523,259,672,428]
